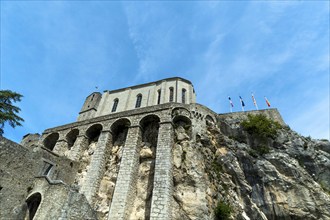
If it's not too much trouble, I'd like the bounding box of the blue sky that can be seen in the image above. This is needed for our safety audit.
[1,1,329,143]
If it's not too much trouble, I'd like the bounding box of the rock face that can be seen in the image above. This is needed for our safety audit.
[170,114,330,220]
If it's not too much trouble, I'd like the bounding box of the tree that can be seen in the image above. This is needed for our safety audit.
[0,90,24,136]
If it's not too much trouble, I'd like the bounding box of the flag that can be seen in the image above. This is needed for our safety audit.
[251,93,258,110]
[239,96,245,107]
[265,96,271,107]
[228,96,234,107]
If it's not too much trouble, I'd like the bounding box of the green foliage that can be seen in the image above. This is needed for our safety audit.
[211,159,223,176]
[214,201,232,220]
[247,149,258,158]
[0,90,24,135]
[257,145,270,155]
[241,114,282,140]
[229,134,246,143]
[247,145,270,157]
[320,182,330,195]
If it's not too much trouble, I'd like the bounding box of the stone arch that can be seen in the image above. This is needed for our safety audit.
[111,118,131,146]
[66,129,79,149]
[205,115,215,127]
[25,192,42,220]
[140,115,160,147]
[173,115,192,141]
[172,107,191,119]
[86,124,103,143]
[43,133,59,151]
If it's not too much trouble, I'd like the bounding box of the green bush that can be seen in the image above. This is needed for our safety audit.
[214,201,232,220]
[257,145,270,155]
[241,114,281,140]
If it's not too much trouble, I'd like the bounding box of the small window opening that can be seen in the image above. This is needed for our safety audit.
[135,94,142,108]
[182,89,186,104]
[169,87,174,102]
[112,98,119,112]
[157,89,161,104]
[41,161,53,176]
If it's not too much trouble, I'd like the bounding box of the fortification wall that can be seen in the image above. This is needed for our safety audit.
[0,136,80,219]
[217,108,286,138]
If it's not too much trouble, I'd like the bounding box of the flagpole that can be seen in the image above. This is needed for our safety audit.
[239,95,245,112]
[264,96,271,108]
[252,92,258,110]
[228,96,233,113]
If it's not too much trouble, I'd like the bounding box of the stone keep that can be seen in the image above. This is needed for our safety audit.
[0,77,287,220]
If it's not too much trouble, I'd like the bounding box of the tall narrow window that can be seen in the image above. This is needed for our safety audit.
[135,94,142,108]
[157,89,161,104]
[169,87,174,102]
[112,98,119,112]
[182,89,186,104]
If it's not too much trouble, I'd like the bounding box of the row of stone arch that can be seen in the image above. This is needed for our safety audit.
[42,115,168,152]
[42,107,215,152]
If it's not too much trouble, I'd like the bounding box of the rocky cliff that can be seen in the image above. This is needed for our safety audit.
[171,113,330,220]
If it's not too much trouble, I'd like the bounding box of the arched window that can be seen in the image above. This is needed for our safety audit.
[157,89,161,104]
[135,94,142,108]
[112,98,119,112]
[169,87,174,102]
[182,89,186,104]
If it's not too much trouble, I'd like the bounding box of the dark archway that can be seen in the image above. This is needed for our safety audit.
[173,115,192,141]
[140,115,160,147]
[66,129,79,149]
[86,124,103,144]
[205,115,215,127]
[111,118,131,146]
[43,133,59,151]
[25,193,42,220]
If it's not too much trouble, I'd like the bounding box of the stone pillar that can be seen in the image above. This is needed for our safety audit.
[150,121,174,220]
[69,134,88,161]
[80,130,112,203]
[108,125,141,220]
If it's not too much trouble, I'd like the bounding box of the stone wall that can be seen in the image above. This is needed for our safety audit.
[0,136,82,219]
